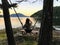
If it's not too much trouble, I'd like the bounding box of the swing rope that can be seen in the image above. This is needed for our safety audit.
[9,0,23,27]
[32,18,38,30]
[9,0,38,30]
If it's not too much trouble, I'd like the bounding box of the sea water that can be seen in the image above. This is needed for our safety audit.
[0,17,40,30]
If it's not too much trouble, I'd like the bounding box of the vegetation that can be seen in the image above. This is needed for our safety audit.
[0,29,7,40]
[0,28,60,45]
[0,28,38,45]
[31,6,60,25]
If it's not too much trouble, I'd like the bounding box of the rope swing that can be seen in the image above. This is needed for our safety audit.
[9,0,38,33]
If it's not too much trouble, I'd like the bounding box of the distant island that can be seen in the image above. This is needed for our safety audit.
[10,13,27,17]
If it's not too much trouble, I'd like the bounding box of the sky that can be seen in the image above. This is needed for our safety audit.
[0,0,60,16]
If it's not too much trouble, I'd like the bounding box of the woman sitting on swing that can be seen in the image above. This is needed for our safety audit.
[23,18,32,33]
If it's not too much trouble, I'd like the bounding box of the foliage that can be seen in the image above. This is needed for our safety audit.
[0,28,60,45]
[15,35,37,45]
[31,6,60,25]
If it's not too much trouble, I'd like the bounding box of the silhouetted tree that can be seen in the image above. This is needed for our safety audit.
[2,0,16,45]
[38,0,53,45]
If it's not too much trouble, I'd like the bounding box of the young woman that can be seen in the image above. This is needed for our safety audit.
[23,18,32,33]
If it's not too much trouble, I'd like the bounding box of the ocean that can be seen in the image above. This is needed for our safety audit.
[0,17,40,30]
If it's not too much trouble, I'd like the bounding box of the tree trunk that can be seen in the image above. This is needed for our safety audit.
[2,0,16,45]
[38,0,53,45]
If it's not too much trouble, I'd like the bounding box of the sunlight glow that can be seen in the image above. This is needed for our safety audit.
[0,0,60,16]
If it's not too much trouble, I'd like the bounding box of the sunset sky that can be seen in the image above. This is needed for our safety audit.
[0,0,60,16]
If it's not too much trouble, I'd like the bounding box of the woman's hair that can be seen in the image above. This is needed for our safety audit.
[26,18,30,24]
